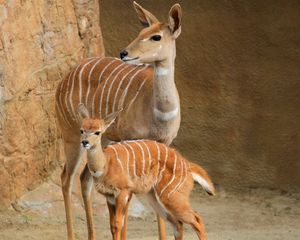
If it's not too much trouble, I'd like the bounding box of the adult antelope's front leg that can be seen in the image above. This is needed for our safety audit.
[80,164,96,240]
[61,140,84,240]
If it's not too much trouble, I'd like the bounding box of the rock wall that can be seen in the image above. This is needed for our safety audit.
[0,0,104,208]
[101,0,300,190]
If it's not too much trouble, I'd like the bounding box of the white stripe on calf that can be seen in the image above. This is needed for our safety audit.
[141,141,152,173]
[118,143,130,174]
[124,143,137,177]
[168,156,184,198]
[108,145,124,172]
[159,151,177,197]
[157,145,169,183]
[134,142,145,175]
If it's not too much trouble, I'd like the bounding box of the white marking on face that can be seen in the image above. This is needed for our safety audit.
[155,67,169,76]
[154,107,178,121]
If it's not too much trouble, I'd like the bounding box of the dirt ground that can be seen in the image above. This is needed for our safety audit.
[0,186,299,240]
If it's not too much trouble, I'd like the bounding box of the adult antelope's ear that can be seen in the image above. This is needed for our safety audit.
[168,4,182,39]
[77,103,89,124]
[133,1,159,27]
[103,109,123,131]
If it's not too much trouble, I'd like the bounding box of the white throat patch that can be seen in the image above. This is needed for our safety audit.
[154,107,178,121]
[155,67,169,76]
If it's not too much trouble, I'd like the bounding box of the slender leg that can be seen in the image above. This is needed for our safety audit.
[121,193,132,240]
[80,164,96,240]
[190,213,206,240]
[107,199,117,239]
[61,140,84,240]
[157,215,167,240]
[112,190,131,240]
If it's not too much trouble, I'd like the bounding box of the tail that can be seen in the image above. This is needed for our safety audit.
[189,162,215,196]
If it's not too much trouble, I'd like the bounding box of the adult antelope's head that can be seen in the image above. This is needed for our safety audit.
[120,1,182,64]
[78,104,120,150]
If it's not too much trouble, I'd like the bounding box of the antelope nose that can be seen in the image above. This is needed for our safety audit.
[120,50,128,59]
[82,140,89,147]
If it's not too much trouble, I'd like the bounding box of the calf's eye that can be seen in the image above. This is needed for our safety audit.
[80,130,83,134]
[95,131,101,135]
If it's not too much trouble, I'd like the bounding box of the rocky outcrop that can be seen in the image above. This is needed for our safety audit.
[0,0,104,208]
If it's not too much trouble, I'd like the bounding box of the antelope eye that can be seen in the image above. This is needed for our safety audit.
[151,35,161,41]
[80,130,83,134]
[95,131,101,136]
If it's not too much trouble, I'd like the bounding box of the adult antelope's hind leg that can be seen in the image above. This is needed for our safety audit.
[80,164,96,240]
[61,139,84,240]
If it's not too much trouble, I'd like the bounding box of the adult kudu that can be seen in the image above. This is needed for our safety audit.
[55,2,182,239]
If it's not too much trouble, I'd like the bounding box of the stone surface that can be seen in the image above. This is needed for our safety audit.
[0,0,104,208]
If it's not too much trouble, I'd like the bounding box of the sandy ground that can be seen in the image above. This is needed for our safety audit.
[0,186,299,240]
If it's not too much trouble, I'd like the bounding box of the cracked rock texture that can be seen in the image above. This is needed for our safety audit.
[0,0,104,208]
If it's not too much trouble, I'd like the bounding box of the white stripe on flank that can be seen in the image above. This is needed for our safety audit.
[91,60,117,117]
[141,141,151,173]
[118,143,130,174]
[108,145,124,172]
[112,65,140,112]
[154,107,179,121]
[58,80,71,127]
[85,57,105,107]
[157,145,169,183]
[118,66,148,110]
[79,58,96,104]
[168,157,184,198]
[134,142,145,175]
[160,151,177,197]
[99,62,125,117]
[155,67,169,76]
[64,70,75,121]
[124,143,137,177]
[105,64,131,116]
[69,64,82,120]
[174,159,187,194]
[154,141,161,182]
